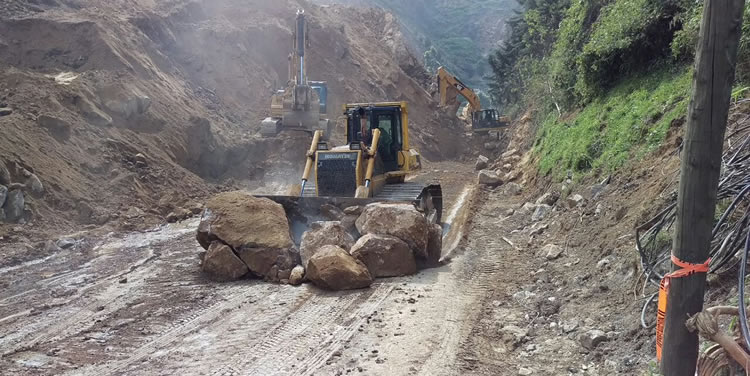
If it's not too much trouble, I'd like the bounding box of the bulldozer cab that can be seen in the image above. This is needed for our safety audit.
[346,104,404,172]
[472,109,510,132]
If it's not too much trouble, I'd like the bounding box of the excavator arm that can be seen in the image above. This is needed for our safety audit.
[437,66,481,113]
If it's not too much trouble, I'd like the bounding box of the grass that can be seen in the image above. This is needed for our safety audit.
[535,66,692,179]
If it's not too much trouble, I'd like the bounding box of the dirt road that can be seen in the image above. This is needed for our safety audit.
[0,161,637,375]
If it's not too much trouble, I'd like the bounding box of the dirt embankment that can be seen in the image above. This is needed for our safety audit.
[0,0,468,238]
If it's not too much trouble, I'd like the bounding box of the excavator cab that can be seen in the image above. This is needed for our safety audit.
[472,109,510,133]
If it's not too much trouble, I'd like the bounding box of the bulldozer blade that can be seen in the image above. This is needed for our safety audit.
[257,184,442,244]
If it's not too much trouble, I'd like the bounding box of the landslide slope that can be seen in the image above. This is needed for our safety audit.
[0,0,466,235]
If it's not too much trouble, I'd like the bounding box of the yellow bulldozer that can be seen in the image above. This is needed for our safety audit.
[260,10,331,138]
[262,102,442,226]
[437,66,510,135]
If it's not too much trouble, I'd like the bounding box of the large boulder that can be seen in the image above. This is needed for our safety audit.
[300,221,355,268]
[196,191,292,251]
[350,234,417,278]
[237,247,300,282]
[196,191,298,282]
[306,245,373,290]
[202,241,249,281]
[3,189,24,223]
[355,203,429,259]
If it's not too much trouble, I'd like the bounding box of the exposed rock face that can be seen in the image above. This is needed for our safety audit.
[300,221,355,268]
[355,203,429,259]
[196,191,292,251]
[478,170,502,186]
[237,247,300,282]
[306,245,373,290]
[3,189,24,223]
[202,241,249,281]
[350,234,417,278]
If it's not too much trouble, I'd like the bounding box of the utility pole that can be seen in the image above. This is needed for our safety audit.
[661,0,746,375]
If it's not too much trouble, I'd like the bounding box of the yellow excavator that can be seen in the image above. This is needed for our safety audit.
[437,66,510,135]
[261,10,331,138]
[262,102,442,227]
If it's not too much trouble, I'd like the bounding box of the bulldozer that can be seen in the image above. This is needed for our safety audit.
[262,102,442,230]
[437,66,510,135]
[260,10,331,138]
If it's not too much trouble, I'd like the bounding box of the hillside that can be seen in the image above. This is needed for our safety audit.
[313,0,518,91]
[0,0,469,235]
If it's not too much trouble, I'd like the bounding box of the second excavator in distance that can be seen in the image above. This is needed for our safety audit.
[261,10,331,138]
[437,66,510,135]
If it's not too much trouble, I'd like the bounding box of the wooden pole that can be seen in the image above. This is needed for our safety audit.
[661,0,745,374]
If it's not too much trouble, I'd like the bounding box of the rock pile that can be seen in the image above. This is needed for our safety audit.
[196,191,443,290]
[0,161,43,224]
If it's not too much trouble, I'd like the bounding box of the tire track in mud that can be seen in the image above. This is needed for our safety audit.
[208,284,393,376]
[415,197,512,375]
[73,284,282,376]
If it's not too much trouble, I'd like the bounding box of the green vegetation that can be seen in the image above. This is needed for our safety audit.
[487,0,750,180]
[536,68,691,178]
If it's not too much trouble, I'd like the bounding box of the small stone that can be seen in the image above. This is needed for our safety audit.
[535,192,559,206]
[563,321,579,333]
[289,265,305,285]
[57,238,76,249]
[531,205,551,222]
[3,189,25,223]
[475,155,489,171]
[521,202,537,212]
[596,258,611,269]
[134,153,148,166]
[502,163,513,171]
[595,204,604,215]
[478,170,502,186]
[579,329,608,350]
[518,368,533,375]
[119,278,128,284]
[504,182,522,196]
[500,325,528,346]
[566,194,585,209]
[0,107,12,116]
[505,208,515,217]
[540,244,563,260]
[501,148,518,159]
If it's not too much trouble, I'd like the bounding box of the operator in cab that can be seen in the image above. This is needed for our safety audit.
[358,107,371,145]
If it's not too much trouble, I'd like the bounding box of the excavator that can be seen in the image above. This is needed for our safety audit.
[437,66,510,135]
[262,102,442,230]
[260,10,331,138]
